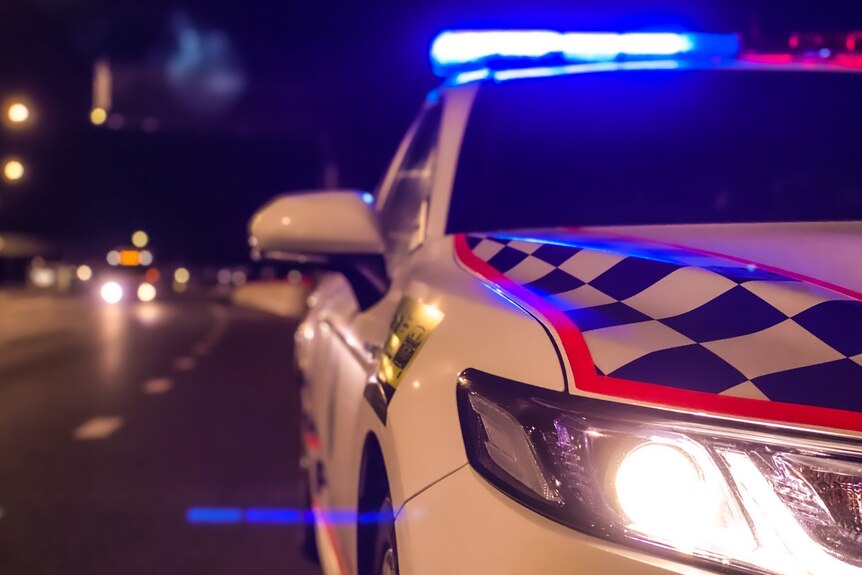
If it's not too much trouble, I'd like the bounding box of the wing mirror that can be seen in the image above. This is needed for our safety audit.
[249,190,389,310]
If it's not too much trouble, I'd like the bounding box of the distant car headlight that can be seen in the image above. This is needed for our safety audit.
[100,281,123,304]
[137,282,156,302]
[457,369,862,575]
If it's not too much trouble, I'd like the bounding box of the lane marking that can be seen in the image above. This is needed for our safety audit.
[172,306,226,375]
[143,377,173,395]
[197,304,229,351]
[173,356,196,371]
[74,417,124,440]
[188,306,229,359]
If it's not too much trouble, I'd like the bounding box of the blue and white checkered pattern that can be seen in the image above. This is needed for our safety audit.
[466,234,862,412]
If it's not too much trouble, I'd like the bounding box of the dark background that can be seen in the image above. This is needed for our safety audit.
[2,0,862,264]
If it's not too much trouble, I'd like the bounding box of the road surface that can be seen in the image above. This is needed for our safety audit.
[0,291,321,575]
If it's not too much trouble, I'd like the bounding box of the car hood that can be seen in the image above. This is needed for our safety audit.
[454,222,862,434]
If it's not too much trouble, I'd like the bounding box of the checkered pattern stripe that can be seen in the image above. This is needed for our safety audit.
[465,234,862,413]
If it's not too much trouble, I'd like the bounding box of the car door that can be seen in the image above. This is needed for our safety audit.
[304,101,443,571]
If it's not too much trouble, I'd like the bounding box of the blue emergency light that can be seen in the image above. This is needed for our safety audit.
[430,30,740,77]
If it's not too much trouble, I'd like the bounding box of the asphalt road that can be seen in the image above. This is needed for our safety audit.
[0,291,322,575]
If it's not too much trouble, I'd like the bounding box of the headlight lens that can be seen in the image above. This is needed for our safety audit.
[457,369,862,575]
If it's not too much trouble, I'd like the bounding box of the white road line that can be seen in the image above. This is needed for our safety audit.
[143,377,173,395]
[201,305,229,347]
[74,417,124,440]
[173,356,196,371]
[187,306,228,360]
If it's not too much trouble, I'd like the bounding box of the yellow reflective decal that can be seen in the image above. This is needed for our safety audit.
[378,297,444,388]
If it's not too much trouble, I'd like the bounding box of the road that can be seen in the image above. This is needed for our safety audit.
[0,291,322,575]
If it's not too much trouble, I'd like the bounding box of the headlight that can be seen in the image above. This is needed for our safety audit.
[457,369,862,575]
[137,282,156,302]
[100,281,123,304]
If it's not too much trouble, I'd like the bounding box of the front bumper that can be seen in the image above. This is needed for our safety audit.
[396,465,713,575]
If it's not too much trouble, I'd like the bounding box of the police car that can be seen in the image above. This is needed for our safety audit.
[249,30,862,575]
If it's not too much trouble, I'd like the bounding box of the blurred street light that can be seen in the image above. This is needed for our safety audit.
[139,250,153,266]
[77,265,93,281]
[2,159,25,182]
[90,107,107,126]
[6,101,30,125]
[30,267,56,288]
[131,230,149,248]
[174,267,190,284]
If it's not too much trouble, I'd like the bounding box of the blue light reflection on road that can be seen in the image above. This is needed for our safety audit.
[186,507,393,525]
[187,508,243,524]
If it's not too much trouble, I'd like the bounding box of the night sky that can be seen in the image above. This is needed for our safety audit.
[2,0,862,264]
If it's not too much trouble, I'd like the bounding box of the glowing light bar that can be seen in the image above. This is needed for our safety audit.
[430,30,740,77]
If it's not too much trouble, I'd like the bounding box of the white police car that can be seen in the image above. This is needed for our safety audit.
[250,30,862,575]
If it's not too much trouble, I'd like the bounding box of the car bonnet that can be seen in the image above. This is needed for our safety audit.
[454,224,862,434]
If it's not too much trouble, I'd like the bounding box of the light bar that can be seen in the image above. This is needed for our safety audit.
[430,30,740,77]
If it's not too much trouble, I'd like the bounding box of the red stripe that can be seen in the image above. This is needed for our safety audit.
[305,433,349,573]
[454,234,862,433]
[312,499,350,575]
[454,235,595,381]
[304,432,321,451]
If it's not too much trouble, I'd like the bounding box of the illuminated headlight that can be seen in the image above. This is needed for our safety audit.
[100,281,123,304]
[137,282,156,302]
[458,369,862,574]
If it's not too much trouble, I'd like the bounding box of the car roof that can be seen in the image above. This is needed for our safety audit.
[438,56,862,92]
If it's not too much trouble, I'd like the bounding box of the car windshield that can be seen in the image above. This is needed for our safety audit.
[447,68,862,233]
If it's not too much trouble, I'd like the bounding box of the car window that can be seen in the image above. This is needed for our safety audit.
[448,69,862,233]
[379,104,442,260]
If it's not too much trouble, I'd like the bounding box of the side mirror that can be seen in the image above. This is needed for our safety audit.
[249,190,389,310]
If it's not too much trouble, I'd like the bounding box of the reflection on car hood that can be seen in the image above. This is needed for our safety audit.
[454,222,862,434]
